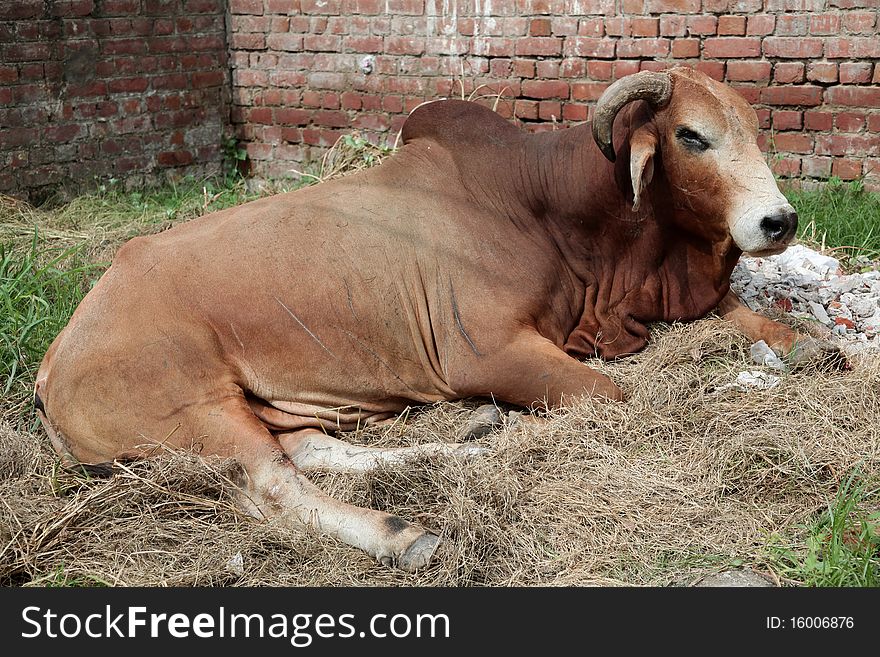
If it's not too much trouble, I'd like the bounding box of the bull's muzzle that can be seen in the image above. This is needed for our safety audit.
[760,208,798,245]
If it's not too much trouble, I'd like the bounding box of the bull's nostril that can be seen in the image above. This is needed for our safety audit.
[760,211,797,242]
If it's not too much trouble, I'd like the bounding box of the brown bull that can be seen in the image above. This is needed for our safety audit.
[34,67,829,570]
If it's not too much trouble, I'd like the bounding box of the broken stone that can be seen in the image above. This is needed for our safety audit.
[749,340,787,371]
[809,301,832,325]
[696,569,774,587]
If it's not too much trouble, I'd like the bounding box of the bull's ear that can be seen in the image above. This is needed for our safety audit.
[629,126,657,213]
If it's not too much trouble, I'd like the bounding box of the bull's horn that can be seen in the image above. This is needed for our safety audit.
[591,71,673,163]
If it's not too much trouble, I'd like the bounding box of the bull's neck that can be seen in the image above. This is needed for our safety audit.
[509,124,742,336]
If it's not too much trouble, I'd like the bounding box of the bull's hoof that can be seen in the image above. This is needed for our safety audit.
[396,533,440,572]
[787,336,850,371]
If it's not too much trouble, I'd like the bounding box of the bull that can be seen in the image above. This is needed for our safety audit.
[34,67,833,570]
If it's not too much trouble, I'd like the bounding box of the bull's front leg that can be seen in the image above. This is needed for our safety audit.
[456,333,624,410]
[716,290,845,367]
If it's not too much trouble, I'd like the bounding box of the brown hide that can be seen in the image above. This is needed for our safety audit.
[36,67,782,466]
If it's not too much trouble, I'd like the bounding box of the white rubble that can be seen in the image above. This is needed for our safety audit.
[716,371,782,393]
[730,244,880,356]
[749,340,788,371]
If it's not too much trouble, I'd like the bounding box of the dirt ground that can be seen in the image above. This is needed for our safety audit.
[3,318,877,586]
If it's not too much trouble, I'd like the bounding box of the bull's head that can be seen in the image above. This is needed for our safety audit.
[592,67,798,257]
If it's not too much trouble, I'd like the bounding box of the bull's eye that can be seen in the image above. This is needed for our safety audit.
[675,127,710,152]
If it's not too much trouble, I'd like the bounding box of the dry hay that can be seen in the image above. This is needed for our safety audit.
[2,318,878,587]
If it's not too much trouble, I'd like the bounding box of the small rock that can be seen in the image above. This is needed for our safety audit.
[696,569,773,588]
[226,552,244,577]
[461,404,503,440]
[834,317,856,330]
[772,297,793,312]
[774,244,840,276]
[749,340,787,371]
[809,301,832,325]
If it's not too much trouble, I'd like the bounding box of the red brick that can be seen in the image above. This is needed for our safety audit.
[826,86,880,107]
[188,0,223,11]
[381,95,403,113]
[229,0,263,14]
[472,38,515,57]
[577,18,604,37]
[659,15,686,37]
[836,113,866,132]
[695,61,725,81]
[842,12,877,33]
[746,15,775,36]
[735,85,760,103]
[521,80,569,99]
[0,0,44,19]
[750,109,771,131]
[839,62,873,84]
[0,66,18,84]
[763,37,824,59]
[686,16,717,36]
[804,111,833,130]
[383,36,423,55]
[514,99,538,120]
[248,107,273,124]
[586,61,613,80]
[717,16,746,36]
[538,101,561,121]
[704,38,761,59]
[774,133,813,153]
[771,157,801,177]
[562,103,589,122]
[632,18,659,37]
[570,82,609,102]
[869,115,880,132]
[536,60,559,78]
[529,18,551,36]
[761,85,823,106]
[646,0,700,11]
[617,38,669,58]
[772,110,803,131]
[301,0,341,13]
[816,134,880,156]
[512,60,535,78]
[807,62,838,84]
[604,17,632,38]
[671,38,699,58]
[774,62,805,84]
[802,157,832,178]
[727,61,771,82]
[108,77,149,93]
[564,38,615,59]
[775,14,809,36]
[810,14,841,35]
[832,159,862,180]
[514,37,561,57]
[384,0,423,15]
[825,37,880,59]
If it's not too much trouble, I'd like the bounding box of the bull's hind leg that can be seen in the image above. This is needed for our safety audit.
[216,401,438,571]
[278,429,487,473]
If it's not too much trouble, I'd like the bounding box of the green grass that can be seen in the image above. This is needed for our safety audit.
[787,177,880,264]
[0,233,102,423]
[767,473,879,587]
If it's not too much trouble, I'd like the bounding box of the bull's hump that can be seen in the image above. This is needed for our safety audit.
[400,99,519,150]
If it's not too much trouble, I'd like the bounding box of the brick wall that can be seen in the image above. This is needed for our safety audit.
[229,0,880,189]
[0,0,228,203]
